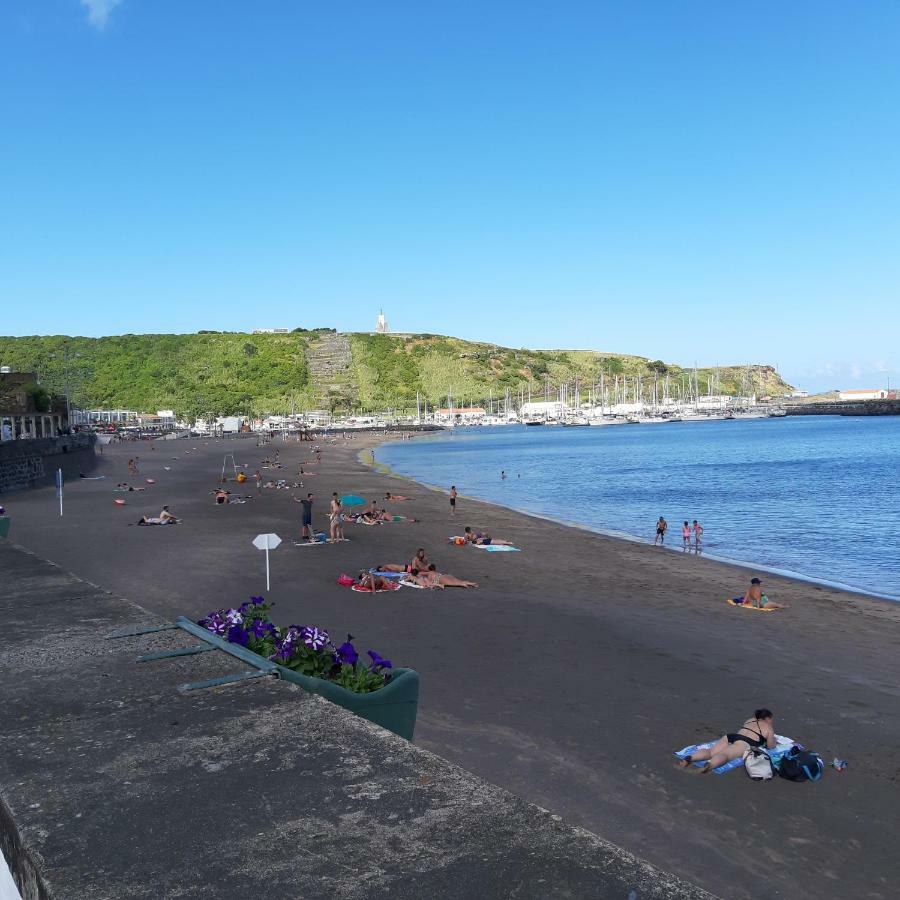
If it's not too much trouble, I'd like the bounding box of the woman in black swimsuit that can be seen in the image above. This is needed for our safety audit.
[679,708,776,773]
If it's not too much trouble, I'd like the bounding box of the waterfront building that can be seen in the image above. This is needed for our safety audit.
[838,389,889,401]
[0,370,68,441]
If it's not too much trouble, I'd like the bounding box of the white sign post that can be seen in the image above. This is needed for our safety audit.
[252,533,282,590]
[56,468,64,517]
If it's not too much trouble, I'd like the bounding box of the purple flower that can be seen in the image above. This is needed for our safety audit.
[251,596,265,606]
[227,624,249,646]
[224,609,243,626]
[251,620,275,639]
[302,627,329,651]
[367,650,392,671]
[198,612,228,635]
[335,639,358,666]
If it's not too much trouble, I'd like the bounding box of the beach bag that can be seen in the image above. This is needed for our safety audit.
[744,748,774,781]
[336,574,355,587]
[778,746,824,782]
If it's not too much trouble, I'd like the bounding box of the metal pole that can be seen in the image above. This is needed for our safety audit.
[265,543,271,590]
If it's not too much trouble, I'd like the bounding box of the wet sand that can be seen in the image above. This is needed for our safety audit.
[5,434,900,899]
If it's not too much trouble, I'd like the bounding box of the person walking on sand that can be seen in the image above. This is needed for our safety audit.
[449,485,457,516]
[692,519,704,553]
[255,470,262,492]
[654,516,668,545]
[682,521,691,552]
[293,492,314,542]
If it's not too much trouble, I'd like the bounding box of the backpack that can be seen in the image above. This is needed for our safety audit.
[744,748,774,781]
[778,745,824,782]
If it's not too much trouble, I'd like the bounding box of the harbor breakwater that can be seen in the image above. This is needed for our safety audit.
[0,434,96,494]
[785,399,900,416]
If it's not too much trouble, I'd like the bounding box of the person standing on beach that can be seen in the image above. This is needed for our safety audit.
[329,493,344,542]
[293,493,314,542]
[654,516,668,545]
[449,485,457,516]
[255,470,262,492]
[693,520,704,554]
[682,521,691,552]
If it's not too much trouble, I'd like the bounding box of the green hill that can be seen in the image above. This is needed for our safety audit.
[0,330,793,419]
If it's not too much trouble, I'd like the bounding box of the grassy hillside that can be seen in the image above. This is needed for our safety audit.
[348,333,792,409]
[0,330,793,418]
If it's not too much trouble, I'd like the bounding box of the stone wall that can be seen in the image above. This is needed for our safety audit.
[0,434,96,494]
[785,399,900,416]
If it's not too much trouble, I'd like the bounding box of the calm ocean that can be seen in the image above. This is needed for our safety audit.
[378,417,900,600]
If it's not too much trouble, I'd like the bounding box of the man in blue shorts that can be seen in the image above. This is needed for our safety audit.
[293,493,314,542]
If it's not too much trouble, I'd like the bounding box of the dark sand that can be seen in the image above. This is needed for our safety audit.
[6,435,900,899]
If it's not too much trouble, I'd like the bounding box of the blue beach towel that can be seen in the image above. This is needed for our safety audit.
[674,735,795,774]
[474,544,520,552]
[368,568,406,578]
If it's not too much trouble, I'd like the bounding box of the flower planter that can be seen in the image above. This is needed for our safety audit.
[276,665,419,741]
[0,517,10,539]
[176,616,419,741]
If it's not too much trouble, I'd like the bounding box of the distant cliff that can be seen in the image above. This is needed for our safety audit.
[0,331,793,418]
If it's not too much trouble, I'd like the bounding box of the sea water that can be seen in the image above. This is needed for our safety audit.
[377,417,900,600]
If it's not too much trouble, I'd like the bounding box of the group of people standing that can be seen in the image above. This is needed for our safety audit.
[655,516,704,553]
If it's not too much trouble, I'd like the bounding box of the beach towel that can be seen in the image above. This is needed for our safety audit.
[399,578,427,589]
[727,598,777,613]
[79,474,106,480]
[674,735,795,774]
[351,582,401,593]
[474,544,520,552]
[368,569,406,578]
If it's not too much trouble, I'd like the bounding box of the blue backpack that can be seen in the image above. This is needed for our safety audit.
[778,745,824,782]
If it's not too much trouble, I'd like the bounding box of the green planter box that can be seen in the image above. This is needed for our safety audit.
[277,665,419,741]
[175,617,419,741]
[0,517,9,539]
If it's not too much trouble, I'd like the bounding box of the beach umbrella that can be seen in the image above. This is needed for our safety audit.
[340,494,366,508]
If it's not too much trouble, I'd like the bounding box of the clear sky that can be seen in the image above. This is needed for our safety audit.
[2,1,898,392]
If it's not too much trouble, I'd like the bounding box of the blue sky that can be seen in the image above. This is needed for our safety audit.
[1,1,898,391]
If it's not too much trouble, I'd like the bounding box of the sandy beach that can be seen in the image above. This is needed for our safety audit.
[6,433,900,899]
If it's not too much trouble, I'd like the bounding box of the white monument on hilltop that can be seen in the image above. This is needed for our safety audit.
[375,309,390,334]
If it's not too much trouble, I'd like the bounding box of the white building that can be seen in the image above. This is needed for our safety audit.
[520,401,565,420]
[838,389,888,401]
[252,328,289,334]
[375,310,390,334]
[435,406,485,423]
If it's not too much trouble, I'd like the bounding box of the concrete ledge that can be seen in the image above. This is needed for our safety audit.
[0,541,713,899]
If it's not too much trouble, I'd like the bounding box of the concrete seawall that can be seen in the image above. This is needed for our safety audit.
[0,540,712,900]
[0,434,96,494]
[785,399,900,416]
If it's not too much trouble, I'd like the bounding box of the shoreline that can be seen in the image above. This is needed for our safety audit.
[364,434,900,607]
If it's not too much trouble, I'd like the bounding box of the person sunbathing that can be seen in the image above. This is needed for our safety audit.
[737,577,786,610]
[213,489,230,505]
[374,508,419,523]
[409,548,430,571]
[679,709,777,773]
[385,492,410,501]
[463,527,512,546]
[373,563,409,573]
[158,506,179,524]
[402,565,478,589]
[116,483,145,492]
[356,572,392,591]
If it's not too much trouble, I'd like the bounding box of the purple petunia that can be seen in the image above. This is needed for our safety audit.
[335,638,359,667]
[227,624,249,646]
[367,650,392,671]
[302,627,329,651]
